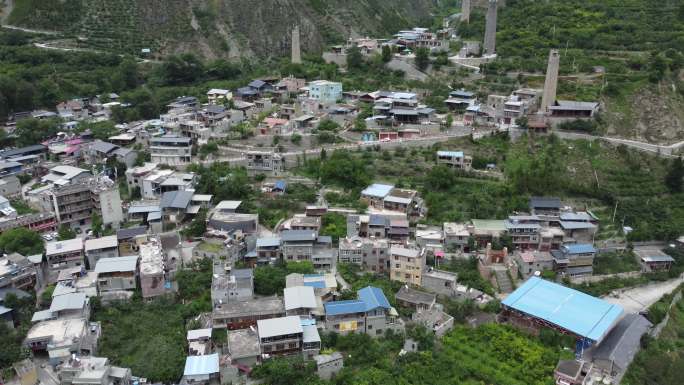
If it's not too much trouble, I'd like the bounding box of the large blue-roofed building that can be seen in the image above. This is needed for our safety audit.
[501,277,623,354]
[323,286,402,336]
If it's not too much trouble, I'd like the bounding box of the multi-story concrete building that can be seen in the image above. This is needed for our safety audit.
[94,256,138,295]
[443,222,471,251]
[421,268,458,297]
[140,169,197,200]
[212,297,285,329]
[436,151,473,171]
[390,247,424,286]
[211,267,254,305]
[40,178,123,229]
[150,136,192,166]
[505,215,542,250]
[257,316,321,358]
[323,286,401,337]
[290,215,322,232]
[25,318,100,359]
[284,285,320,318]
[57,356,131,385]
[0,212,57,235]
[280,230,335,270]
[207,88,232,105]
[551,243,597,277]
[0,253,37,290]
[84,235,119,269]
[45,238,84,277]
[338,236,390,273]
[41,165,91,186]
[139,239,169,299]
[246,151,283,174]
[308,80,342,106]
[515,250,554,278]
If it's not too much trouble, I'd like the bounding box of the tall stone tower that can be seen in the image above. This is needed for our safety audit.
[461,0,471,23]
[541,49,560,113]
[483,0,497,55]
[291,25,302,64]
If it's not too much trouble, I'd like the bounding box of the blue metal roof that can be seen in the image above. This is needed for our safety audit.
[502,277,623,342]
[324,299,367,315]
[437,151,464,158]
[361,183,394,198]
[369,214,388,227]
[303,281,326,289]
[183,353,219,376]
[562,244,596,254]
[358,286,391,311]
[274,180,287,191]
[256,237,281,248]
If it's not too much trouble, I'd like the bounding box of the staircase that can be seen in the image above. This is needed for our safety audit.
[494,268,513,293]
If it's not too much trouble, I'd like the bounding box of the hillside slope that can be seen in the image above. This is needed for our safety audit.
[6,0,442,58]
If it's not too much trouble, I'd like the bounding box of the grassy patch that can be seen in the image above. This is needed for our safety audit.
[593,250,640,274]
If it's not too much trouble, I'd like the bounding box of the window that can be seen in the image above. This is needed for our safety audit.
[376,329,383,335]
[367,325,372,330]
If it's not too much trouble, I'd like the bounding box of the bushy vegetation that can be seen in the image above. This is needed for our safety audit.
[623,295,684,385]
[592,250,640,274]
[94,298,187,383]
[0,228,44,256]
[253,261,315,296]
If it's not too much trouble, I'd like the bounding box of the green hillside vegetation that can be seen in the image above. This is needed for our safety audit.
[253,323,573,385]
[7,0,440,57]
[623,293,684,385]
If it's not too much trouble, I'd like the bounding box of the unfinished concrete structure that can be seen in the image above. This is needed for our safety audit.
[292,25,302,64]
[541,49,560,113]
[461,0,471,23]
[483,0,498,55]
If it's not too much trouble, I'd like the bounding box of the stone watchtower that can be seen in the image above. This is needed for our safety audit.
[291,25,302,64]
[541,49,560,113]
[483,0,498,55]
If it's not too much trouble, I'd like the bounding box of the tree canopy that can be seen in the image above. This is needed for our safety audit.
[0,227,44,256]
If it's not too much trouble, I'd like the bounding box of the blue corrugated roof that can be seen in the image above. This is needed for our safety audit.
[183,353,219,376]
[257,237,281,248]
[358,286,391,311]
[562,243,596,254]
[304,281,326,289]
[437,151,464,158]
[361,183,394,198]
[502,277,623,342]
[324,299,366,315]
[274,180,287,191]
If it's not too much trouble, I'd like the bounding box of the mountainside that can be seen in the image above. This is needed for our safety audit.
[6,0,443,58]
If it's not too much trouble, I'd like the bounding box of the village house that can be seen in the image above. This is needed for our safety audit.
[139,239,171,299]
[227,328,261,368]
[323,286,401,336]
[551,243,596,277]
[445,90,477,112]
[0,253,37,291]
[515,250,554,278]
[207,89,232,105]
[390,246,424,286]
[116,226,148,256]
[149,135,192,166]
[412,305,454,337]
[443,222,471,251]
[280,230,335,271]
[212,297,285,330]
[307,80,343,106]
[286,273,337,300]
[56,356,132,385]
[84,235,119,269]
[257,316,321,358]
[187,328,213,356]
[25,318,100,362]
[255,237,281,266]
[181,353,220,385]
[94,256,138,297]
[338,236,390,272]
[284,285,321,319]
[394,286,436,311]
[289,215,322,232]
[548,100,599,118]
[211,267,254,305]
[41,165,91,186]
[45,238,85,279]
[436,151,473,171]
[314,352,344,380]
[245,151,283,174]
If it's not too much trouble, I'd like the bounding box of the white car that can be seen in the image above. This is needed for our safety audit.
[42,234,53,241]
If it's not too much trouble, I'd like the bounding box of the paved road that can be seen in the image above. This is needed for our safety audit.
[602,275,684,313]
[554,131,684,157]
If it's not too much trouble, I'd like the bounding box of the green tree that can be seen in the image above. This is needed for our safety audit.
[347,45,364,70]
[665,156,684,193]
[320,213,347,244]
[91,213,103,237]
[58,224,76,241]
[415,47,430,71]
[14,118,60,147]
[181,209,207,238]
[381,45,392,63]
[0,228,44,256]
[84,120,118,141]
